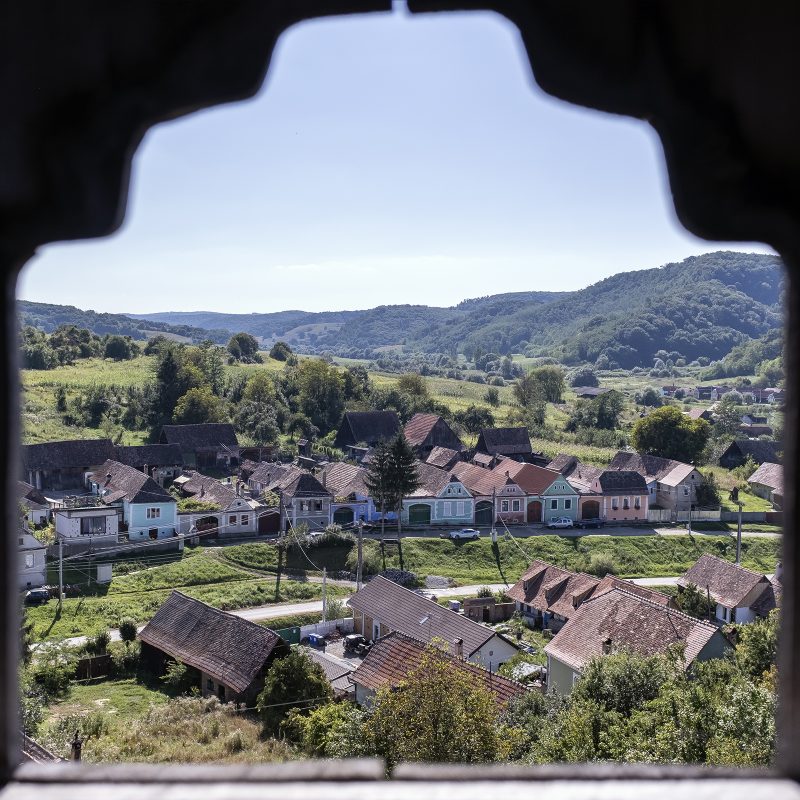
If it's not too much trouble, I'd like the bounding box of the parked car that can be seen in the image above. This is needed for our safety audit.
[24,588,50,605]
[547,517,574,529]
[576,518,605,529]
[440,528,480,540]
[343,634,368,652]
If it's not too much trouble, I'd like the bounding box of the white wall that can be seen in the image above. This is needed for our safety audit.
[469,635,518,669]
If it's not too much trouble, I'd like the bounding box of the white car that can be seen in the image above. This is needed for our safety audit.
[441,528,481,540]
[547,517,574,529]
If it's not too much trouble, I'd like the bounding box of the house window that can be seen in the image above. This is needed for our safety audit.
[623,498,629,510]
[207,677,214,691]
[314,500,323,512]
[457,501,464,516]
[146,507,161,519]
[683,486,690,497]
[564,498,572,510]
[550,499,558,510]
[81,516,106,535]
[612,499,619,510]
[241,515,249,527]
[512,499,520,512]
[443,501,452,516]
[501,500,509,512]
[25,554,34,568]
[229,515,237,525]
[634,497,641,509]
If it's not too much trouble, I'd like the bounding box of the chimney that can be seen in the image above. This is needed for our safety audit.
[321,471,327,489]
[200,485,205,498]
[452,638,463,659]
[602,637,612,655]
[104,473,112,486]
[775,561,783,581]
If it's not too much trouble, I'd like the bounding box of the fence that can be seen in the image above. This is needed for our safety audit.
[648,508,721,523]
[300,617,354,638]
[721,510,768,523]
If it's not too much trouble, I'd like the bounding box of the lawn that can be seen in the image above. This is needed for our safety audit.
[27,548,347,641]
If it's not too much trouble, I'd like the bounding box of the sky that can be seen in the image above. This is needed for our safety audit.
[18,4,773,315]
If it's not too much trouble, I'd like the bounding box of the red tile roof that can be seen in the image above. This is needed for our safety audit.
[351,632,527,707]
[491,460,560,495]
[679,554,770,609]
[507,560,599,619]
[403,413,442,447]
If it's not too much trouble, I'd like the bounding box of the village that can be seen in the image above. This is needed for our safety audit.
[17,409,782,766]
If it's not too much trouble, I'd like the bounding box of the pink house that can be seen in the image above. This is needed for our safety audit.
[591,470,649,522]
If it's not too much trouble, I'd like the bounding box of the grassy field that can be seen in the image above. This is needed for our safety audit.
[27,548,346,641]
[221,534,781,587]
[41,680,290,763]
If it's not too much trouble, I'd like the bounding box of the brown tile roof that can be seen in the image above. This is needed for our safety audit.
[248,462,304,491]
[303,647,353,695]
[748,462,783,494]
[159,423,238,451]
[404,461,455,498]
[476,427,532,456]
[351,632,527,708]
[139,591,285,693]
[472,452,496,467]
[334,411,401,448]
[491,460,560,495]
[545,588,722,672]
[320,462,368,498]
[17,481,49,509]
[450,461,509,497]
[592,575,673,607]
[348,575,509,657]
[597,470,648,494]
[114,444,183,468]
[750,576,782,617]
[177,471,237,507]
[426,446,462,470]
[609,451,683,482]
[547,453,578,473]
[22,438,116,472]
[403,413,442,447]
[91,459,174,505]
[281,472,331,499]
[507,560,600,619]
[722,439,782,465]
[679,553,770,609]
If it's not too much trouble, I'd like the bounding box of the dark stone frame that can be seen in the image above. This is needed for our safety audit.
[1,0,799,785]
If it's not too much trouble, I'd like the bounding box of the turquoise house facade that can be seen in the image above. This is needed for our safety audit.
[541,477,580,523]
[402,470,475,526]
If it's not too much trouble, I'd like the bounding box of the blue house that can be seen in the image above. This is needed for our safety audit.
[91,459,178,541]
[401,462,474,526]
[540,475,580,523]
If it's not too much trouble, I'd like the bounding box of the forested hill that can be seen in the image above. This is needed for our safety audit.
[18,301,230,344]
[23,251,783,367]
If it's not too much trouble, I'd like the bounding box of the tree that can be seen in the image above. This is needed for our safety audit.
[234,401,280,446]
[364,440,392,540]
[362,646,503,769]
[387,433,420,537]
[297,359,345,435]
[257,650,332,735]
[714,394,742,439]
[484,387,500,407]
[104,335,136,361]
[454,404,495,434]
[397,372,428,398]
[342,365,370,400]
[636,387,663,407]
[173,387,228,425]
[515,366,564,406]
[269,340,293,361]
[118,618,138,646]
[227,332,261,363]
[570,368,599,388]
[631,406,710,463]
[676,583,714,620]
[735,609,779,681]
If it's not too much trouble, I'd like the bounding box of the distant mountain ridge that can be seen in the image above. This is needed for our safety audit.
[23,251,784,368]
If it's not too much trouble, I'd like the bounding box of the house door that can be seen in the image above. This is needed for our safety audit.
[582,500,600,520]
[372,621,381,641]
[475,500,493,526]
[149,528,158,540]
[527,500,542,523]
[408,504,431,525]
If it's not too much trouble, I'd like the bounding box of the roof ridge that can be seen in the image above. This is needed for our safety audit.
[699,552,764,579]
[586,586,718,630]
[168,590,281,637]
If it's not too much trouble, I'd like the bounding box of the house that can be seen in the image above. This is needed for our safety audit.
[506,560,600,632]
[333,410,401,453]
[350,631,527,708]
[609,451,704,513]
[678,553,777,624]
[158,423,239,469]
[18,529,47,590]
[401,462,474,527]
[475,427,533,462]
[686,407,714,422]
[719,439,783,469]
[139,591,289,703]
[738,423,774,438]
[491,460,563,524]
[54,497,120,552]
[573,386,611,399]
[17,481,49,527]
[546,455,604,520]
[173,471,263,537]
[319,461,379,526]
[748,462,783,508]
[765,388,785,405]
[348,575,519,668]
[403,413,463,457]
[302,647,354,698]
[246,461,305,497]
[21,438,116,491]
[591,574,677,609]
[425,446,463,471]
[90,459,178,542]
[113,444,183,486]
[590,470,649,521]
[450,461,515,526]
[280,472,332,532]
[741,414,769,426]
[544,588,730,694]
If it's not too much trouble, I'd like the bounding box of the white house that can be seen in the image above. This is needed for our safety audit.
[18,530,47,590]
[54,500,120,553]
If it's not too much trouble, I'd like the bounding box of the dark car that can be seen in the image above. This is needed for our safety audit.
[24,588,50,605]
[576,518,605,529]
[343,634,367,653]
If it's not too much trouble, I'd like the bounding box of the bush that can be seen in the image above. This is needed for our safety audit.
[119,618,138,645]
[476,586,494,598]
[30,643,77,699]
[111,641,140,677]
[325,598,347,620]
[587,551,618,577]
[85,630,111,656]
[162,660,199,695]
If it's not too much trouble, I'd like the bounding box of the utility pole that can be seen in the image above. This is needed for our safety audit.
[736,500,743,564]
[322,567,327,622]
[58,535,64,613]
[356,519,364,591]
[687,503,692,535]
[491,487,497,543]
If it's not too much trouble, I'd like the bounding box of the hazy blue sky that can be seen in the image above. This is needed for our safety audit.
[18,5,772,314]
